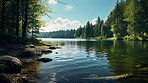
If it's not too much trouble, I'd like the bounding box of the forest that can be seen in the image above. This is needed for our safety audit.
[38,30,75,38]
[0,0,148,41]
[38,0,148,40]
[0,0,52,43]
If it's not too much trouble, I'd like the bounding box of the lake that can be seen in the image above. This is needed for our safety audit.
[37,38,148,83]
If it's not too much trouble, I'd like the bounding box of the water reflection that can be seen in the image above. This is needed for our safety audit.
[107,41,148,82]
[76,40,148,82]
[38,39,148,82]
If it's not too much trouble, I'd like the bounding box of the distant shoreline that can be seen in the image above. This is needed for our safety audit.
[37,38,148,41]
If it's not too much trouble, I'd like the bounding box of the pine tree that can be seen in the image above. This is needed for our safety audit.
[124,0,141,40]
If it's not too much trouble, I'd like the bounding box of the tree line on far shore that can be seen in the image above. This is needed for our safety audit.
[38,0,148,40]
[38,30,76,38]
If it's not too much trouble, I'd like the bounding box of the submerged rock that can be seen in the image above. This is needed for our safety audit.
[37,58,52,62]
[82,73,133,80]
[0,56,22,74]
[19,51,35,58]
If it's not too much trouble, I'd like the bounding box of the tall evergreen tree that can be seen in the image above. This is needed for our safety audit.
[85,21,91,38]
[124,0,141,40]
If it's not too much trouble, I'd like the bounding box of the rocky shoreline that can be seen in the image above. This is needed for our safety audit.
[0,43,58,83]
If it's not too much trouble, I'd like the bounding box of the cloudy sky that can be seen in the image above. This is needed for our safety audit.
[41,0,117,32]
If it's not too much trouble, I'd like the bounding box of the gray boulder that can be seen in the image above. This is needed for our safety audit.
[0,56,22,74]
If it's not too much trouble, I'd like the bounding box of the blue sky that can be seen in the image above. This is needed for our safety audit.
[41,0,117,32]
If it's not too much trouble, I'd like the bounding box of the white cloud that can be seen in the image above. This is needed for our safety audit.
[91,18,97,25]
[41,17,83,32]
[65,5,73,11]
[48,0,57,5]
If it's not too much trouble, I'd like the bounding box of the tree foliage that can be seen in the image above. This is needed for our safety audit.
[74,0,148,40]
[0,0,52,41]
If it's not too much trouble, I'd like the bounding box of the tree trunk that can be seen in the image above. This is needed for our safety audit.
[1,0,6,35]
[22,0,28,38]
[16,0,20,37]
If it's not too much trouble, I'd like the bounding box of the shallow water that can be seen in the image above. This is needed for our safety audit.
[37,38,148,83]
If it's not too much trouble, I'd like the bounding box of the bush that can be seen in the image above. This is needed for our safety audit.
[59,41,65,46]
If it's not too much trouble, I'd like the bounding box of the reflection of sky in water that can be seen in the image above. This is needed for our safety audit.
[38,39,113,83]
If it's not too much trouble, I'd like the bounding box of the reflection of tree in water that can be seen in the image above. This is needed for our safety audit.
[107,41,148,82]
[76,40,148,82]
[76,40,113,58]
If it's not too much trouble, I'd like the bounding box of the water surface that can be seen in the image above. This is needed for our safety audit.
[37,38,148,83]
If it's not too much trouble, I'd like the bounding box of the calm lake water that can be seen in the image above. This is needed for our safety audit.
[37,38,148,83]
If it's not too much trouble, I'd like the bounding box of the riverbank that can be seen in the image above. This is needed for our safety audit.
[75,37,148,41]
[0,41,55,83]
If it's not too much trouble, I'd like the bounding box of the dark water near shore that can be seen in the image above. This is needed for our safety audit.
[37,38,148,83]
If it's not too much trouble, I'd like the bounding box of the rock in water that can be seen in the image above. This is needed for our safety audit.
[56,47,61,49]
[49,47,56,49]
[42,49,52,53]
[46,44,52,47]
[19,51,35,58]
[37,58,52,62]
[0,56,22,74]
[41,49,52,55]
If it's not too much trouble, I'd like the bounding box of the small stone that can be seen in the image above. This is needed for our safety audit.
[55,52,58,54]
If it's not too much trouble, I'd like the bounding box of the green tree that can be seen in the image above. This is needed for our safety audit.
[85,21,91,38]
[124,0,142,40]
[0,0,52,41]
